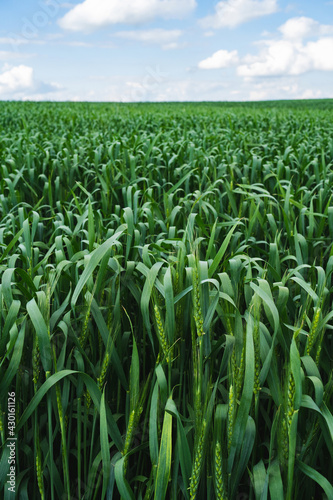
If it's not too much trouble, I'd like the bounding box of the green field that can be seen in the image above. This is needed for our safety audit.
[0,100,333,499]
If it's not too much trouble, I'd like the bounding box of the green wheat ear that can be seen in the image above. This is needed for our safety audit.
[189,419,207,500]
[227,385,235,453]
[97,351,110,391]
[36,433,45,500]
[154,304,170,363]
[215,440,227,500]
[306,306,321,355]
[193,265,204,337]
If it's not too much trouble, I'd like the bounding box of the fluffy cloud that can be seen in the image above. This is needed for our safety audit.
[0,64,62,99]
[114,29,183,49]
[198,49,239,69]
[305,38,333,71]
[0,65,34,95]
[279,16,333,40]
[199,16,333,75]
[238,17,333,77]
[200,0,278,29]
[59,0,197,32]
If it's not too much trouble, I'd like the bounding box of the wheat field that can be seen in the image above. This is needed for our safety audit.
[0,100,332,499]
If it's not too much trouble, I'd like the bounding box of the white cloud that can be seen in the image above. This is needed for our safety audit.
[238,17,333,77]
[198,49,239,69]
[305,37,333,71]
[238,37,333,77]
[0,65,34,95]
[279,16,333,40]
[200,0,278,29]
[279,17,317,39]
[0,64,63,99]
[59,0,197,32]
[113,29,183,49]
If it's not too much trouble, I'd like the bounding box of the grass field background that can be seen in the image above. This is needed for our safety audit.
[0,100,332,499]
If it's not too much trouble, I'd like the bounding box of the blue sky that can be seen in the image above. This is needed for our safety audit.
[0,0,332,101]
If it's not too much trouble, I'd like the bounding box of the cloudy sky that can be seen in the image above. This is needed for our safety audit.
[0,0,332,101]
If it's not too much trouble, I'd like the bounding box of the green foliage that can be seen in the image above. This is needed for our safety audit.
[0,100,333,499]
